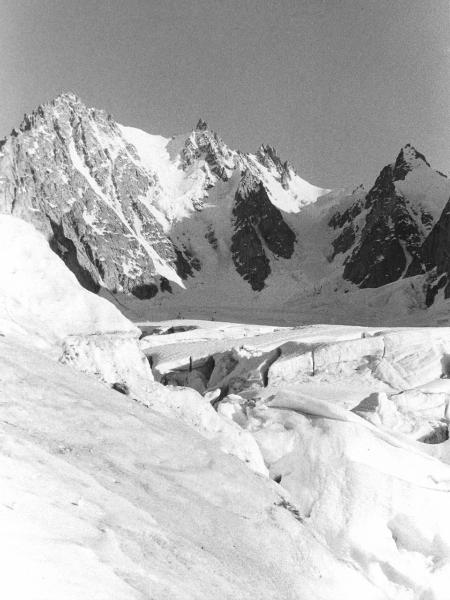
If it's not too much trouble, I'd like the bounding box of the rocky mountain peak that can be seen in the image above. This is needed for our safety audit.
[256,143,289,169]
[256,144,274,166]
[329,142,450,292]
[13,91,114,144]
[35,91,86,120]
[393,144,431,180]
[51,91,83,107]
[255,144,292,189]
[195,118,208,131]
[0,92,186,298]
[231,168,296,291]
[257,143,278,161]
[180,122,236,181]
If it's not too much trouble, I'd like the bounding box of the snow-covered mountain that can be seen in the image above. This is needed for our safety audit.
[1,92,450,325]
[0,93,328,297]
[330,144,450,289]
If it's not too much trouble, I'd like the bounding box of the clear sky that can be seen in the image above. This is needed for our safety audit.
[1,0,449,188]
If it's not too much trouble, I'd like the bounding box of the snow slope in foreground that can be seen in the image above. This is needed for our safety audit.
[0,337,384,600]
[0,215,152,392]
[3,321,450,598]
[0,215,136,343]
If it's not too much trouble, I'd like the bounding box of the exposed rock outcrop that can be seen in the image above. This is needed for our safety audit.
[0,94,307,298]
[329,145,449,289]
[231,172,296,291]
[407,196,450,298]
[3,94,450,316]
[0,92,182,296]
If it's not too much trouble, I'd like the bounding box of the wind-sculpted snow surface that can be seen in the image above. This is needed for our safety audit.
[261,393,450,598]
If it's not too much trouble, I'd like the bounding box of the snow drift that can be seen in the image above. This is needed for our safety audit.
[0,214,152,394]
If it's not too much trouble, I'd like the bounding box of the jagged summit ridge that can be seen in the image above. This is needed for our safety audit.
[1,91,450,318]
[255,143,293,189]
[9,92,111,140]
[0,92,333,300]
[0,93,187,296]
[180,120,237,180]
[52,90,82,104]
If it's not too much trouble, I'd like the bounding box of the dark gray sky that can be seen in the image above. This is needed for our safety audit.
[1,0,449,188]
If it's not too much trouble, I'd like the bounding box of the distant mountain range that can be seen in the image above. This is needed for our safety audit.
[1,92,449,324]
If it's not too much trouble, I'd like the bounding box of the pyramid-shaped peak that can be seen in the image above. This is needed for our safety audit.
[195,118,208,132]
[393,143,430,180]
[397,143,429,164]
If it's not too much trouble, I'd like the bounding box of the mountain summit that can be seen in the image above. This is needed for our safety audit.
[329,144,449,291]
[393,143,431,180]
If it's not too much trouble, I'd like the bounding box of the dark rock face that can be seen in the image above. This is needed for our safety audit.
[231,221,271,292]
[231,172,296,291]
[424,273,448,307]
[328,188,366,261]
[195,119,208,132]
[111,381,130,395]
[343,165,422,287]
[48,218,101,293]
[330,225,356,260]
[0,93,183,296]
[408,197,450,298]
[205,226,218,249]
[131,283,159,299]
[159,277,172,293]
[392,144,430,180]
[174,247,201,280]
[255,144,293,189]
[329,146,440,288]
